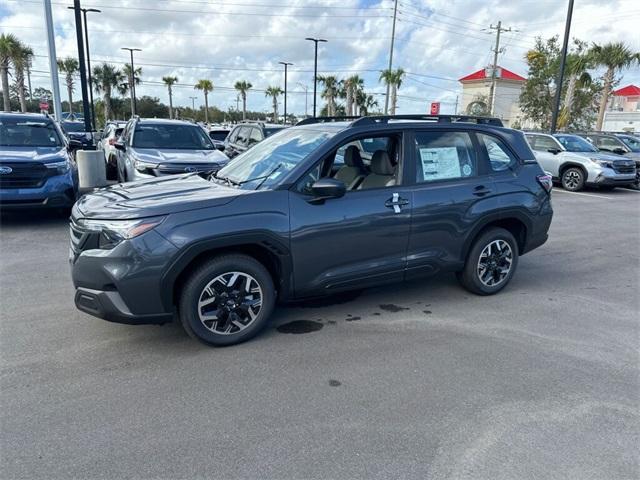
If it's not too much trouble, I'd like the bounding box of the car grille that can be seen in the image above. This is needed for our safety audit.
[0,162,54,189]
[156,163,221,176]
[612,160,636,174]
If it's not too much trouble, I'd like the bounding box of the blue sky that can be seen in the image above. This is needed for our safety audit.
[2,0,639,116]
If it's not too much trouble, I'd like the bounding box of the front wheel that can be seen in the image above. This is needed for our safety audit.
[457,227,519,295]
[179,254,276,346]
[561,167,585,191]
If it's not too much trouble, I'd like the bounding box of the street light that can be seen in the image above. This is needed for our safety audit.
[121,47,141,117]
[297,82,309,118]
[305,37,327,118]
[68,6,100,130]
[279,61,293,124]
[189,96,198,110]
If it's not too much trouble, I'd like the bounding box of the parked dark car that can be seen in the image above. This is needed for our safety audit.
[114,118,229,182]
[223,122,285,159]
[208,127,230,151]
[61,120,94,150]
[70,114,553,346]
[0,112,80,208]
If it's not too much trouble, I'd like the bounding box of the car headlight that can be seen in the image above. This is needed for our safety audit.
[134,160,159,172]
[590,158,614,168]
[78,216,165,249]
[45,159,71,174]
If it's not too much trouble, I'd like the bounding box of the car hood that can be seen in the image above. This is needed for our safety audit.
[132,148,228,164]
[74,174,247,219]
[567,151,628,161]
[0,146,68,163]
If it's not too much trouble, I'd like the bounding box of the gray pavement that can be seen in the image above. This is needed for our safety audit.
[1,188,639,480]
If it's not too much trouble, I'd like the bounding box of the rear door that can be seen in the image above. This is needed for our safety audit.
[526,134,563,177]
[405,128,497,278]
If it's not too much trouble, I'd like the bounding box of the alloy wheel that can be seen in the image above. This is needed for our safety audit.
[563,170,581,190]
[476,239,513,287]
[197,271,263,335]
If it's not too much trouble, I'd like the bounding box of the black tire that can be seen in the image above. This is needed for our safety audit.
[106,157,118,181]
[457,227,519,296]
[178,254,276,346]
[561,167,585,191]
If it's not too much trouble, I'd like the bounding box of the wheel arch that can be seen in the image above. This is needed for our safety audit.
[462,213,530,260]
[559,161,588,180]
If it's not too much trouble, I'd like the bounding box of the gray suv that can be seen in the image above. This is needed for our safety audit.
[114,118,229,182]
[70,115,553,346]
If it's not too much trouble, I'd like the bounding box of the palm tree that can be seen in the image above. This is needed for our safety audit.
[57,57,79,116]
[591,42,640,131]
[379,68,405,115]
[317,75,341,116]
[194,79,214,124]
[162,76,178,119]
[123,63,142,117]
[264,86,283,123]
[12,42,33,113]
[93,63,127,123]
[558,48,592,130]
[0,33,20,112]
[234,80,252,121]
[344,75,364,116]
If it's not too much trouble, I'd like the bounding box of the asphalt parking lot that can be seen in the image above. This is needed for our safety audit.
[1,187,639,480]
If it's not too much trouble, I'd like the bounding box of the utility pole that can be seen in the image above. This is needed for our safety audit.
[43,0,62,120]
[69,6,100,130]
[121,47,141,117]
[297,82,308,117]
[189,96,197,110]
[279,61,293,125]
[384,0,399,115]
[550,0,575,133]
[305,37,327,118]
[488,20,511,116]
[454,95,459,115]
[71,0,92,132]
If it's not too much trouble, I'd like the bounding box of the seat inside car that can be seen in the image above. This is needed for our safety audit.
[358,150,395,189]
[333,145,367,189]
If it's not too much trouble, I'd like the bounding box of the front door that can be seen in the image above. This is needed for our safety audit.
[289,132,412,296]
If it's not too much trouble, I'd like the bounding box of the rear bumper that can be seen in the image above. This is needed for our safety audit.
[75,287,173,325]
[0,173,77,208]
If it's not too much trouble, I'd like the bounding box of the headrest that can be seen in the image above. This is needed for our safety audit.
[343,145,364,168]
[371,150,394,175]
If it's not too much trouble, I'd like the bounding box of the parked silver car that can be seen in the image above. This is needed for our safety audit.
[525,133,636,191]
[96,121,127,180]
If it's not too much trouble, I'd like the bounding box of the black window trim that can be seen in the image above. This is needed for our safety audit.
[474,131,519,176]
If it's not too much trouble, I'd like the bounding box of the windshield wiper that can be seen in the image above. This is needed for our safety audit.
[212,171,241,187]
[238,164,283,190]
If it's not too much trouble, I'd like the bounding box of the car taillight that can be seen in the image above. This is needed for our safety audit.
[108,138,116,145]
[537,173,553,193]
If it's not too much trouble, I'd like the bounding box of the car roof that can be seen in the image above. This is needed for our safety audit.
[136,118,199,126]
[0,112,53,122]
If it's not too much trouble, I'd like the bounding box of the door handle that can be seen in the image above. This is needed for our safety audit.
[473,185,492,197]
[385,192,409,213]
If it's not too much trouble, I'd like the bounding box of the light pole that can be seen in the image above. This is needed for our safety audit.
[121,47,141,117]
[305,37,327,118]
[189,96,197,110]
[550,0,575,133]
[70,0,91,132]
[279,61,293,124]
[69,6,100,130]
[297,82,309,118]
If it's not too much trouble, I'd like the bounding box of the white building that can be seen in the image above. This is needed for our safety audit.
[603,85,640,132]
[458,66,526,127]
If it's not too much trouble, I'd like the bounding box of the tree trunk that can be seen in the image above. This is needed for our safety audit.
[16,70,26,113]
[346,87,352,116]
[242,92,246,121]
[390,85,397,115]
[67,82,74,115]
[203,92,209,124]
[168,85,173,119]
[596,67,614,132]
[104,87,112,123]
[273,97,278,123]
[1,64,10,111]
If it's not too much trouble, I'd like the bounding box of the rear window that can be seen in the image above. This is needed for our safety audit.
[62,122,85,133]
[209,131,229,142]
[0,118,63,147]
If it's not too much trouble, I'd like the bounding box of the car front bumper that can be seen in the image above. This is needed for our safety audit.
[0,172,77,208]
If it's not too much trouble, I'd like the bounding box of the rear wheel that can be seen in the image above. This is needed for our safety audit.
[457,227,519,295]
[561,167,585,191]
[179,254,276,346]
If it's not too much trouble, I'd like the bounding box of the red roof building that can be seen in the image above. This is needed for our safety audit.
[458,66,526,83]
[609,84,640,114]
[612,85,640,97]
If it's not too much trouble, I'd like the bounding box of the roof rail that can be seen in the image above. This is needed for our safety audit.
[296,116,362,126]
[351,114,503,127]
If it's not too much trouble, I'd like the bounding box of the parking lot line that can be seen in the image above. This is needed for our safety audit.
[552,189,614,200]
[618,187,640,193]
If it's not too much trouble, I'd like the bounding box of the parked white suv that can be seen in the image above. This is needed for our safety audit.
[97,121,127,180]
[525,133,636,191]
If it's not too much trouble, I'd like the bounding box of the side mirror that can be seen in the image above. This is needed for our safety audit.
[310,178,346,201]
[114,141,126,151]
[67,139,83,150]
[613,148,627,155]
[547,148,561,155]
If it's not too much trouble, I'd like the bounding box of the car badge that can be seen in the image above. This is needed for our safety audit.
[185,166,197,173]
[0,166,13,175]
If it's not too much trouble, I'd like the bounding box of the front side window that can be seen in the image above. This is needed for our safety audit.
[598,136,624,150]
[132,124,214,150]
[478,133,516,172]
[248,127,262,146]
[528,135,562,152]
[555,135,598,153]
[215,128,334,190]
[619,135,640,152]
[415,131,476,183]
[0,119,63,147]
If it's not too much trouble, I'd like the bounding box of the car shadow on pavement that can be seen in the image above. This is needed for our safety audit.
[0,208,71,227]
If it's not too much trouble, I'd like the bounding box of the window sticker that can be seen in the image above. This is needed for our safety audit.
[419,147,461,181]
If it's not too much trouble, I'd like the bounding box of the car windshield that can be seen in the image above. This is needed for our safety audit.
[209,131,229,142]
[555,135,598,152]
[62,122,85,133]
[214,128,334,190]
[132,124,214,149]
[619,135,640,152]
[0,119,63,147]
